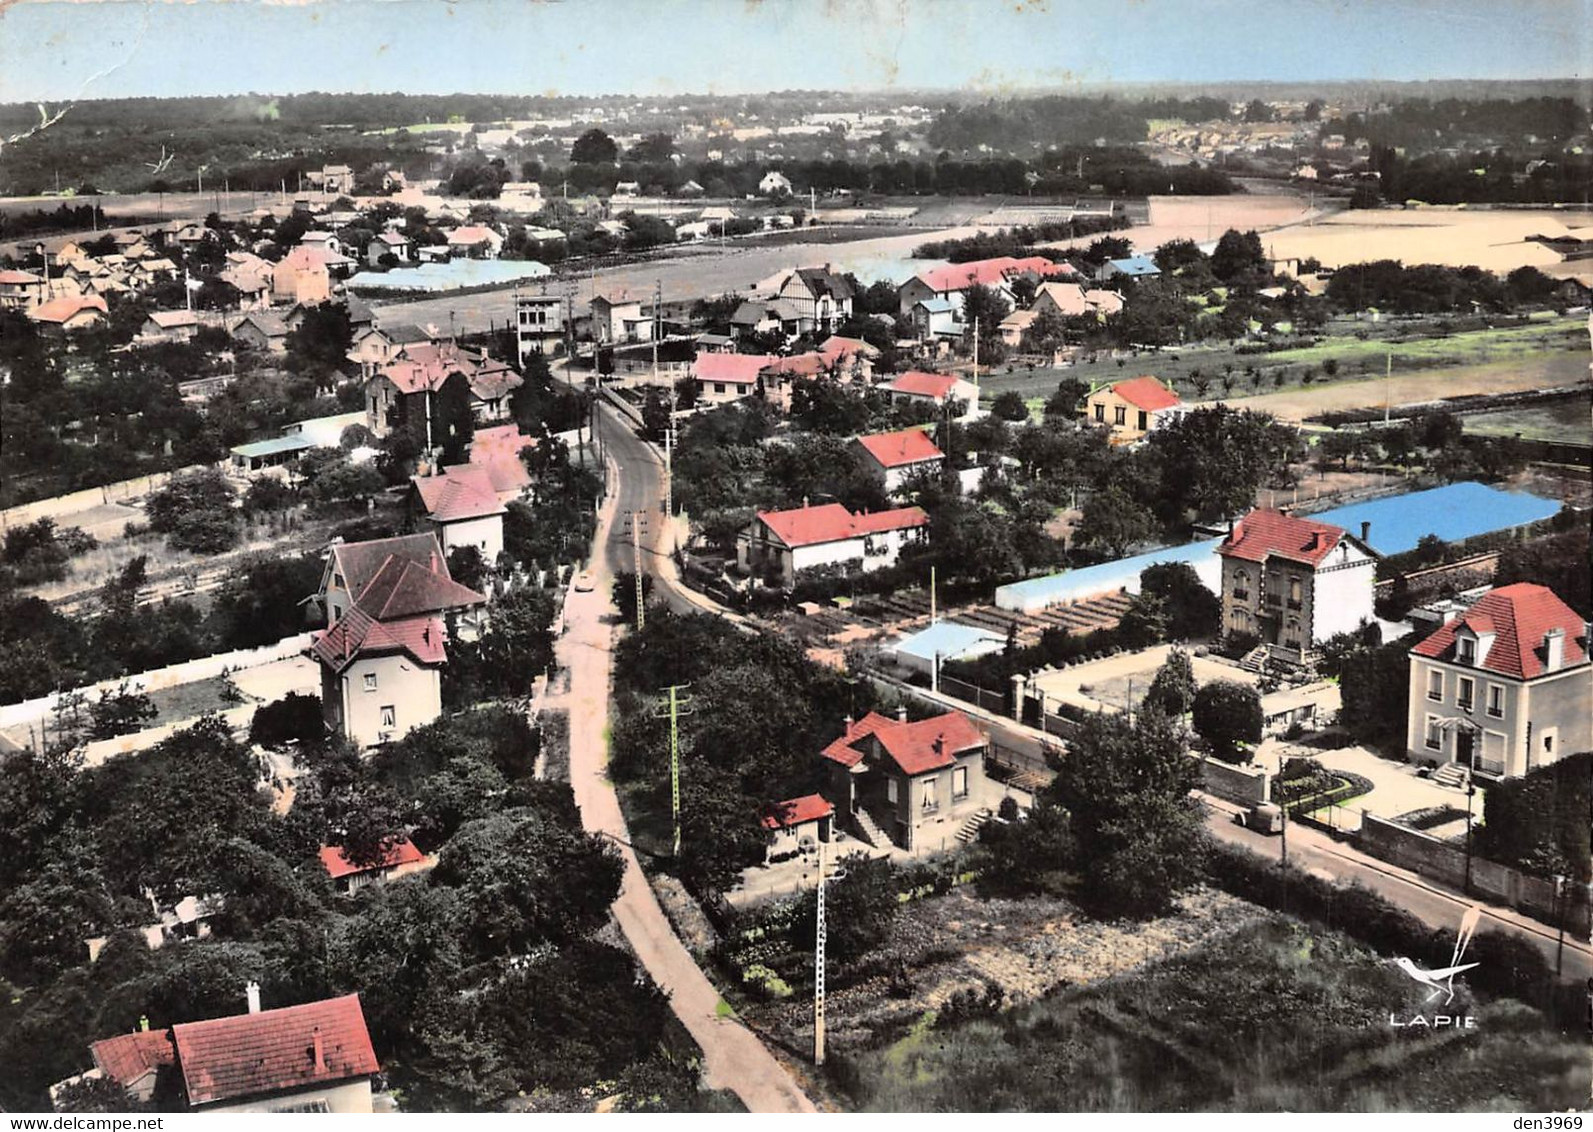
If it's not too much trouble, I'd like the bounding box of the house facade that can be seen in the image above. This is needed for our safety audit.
[883,370,981,423]
[760,794,833,862]
[411,464,507,561]
[1086,375,1183,443]
[591,293,655,344]
[857,427,946,495]
[319,838,432,895]
[897,255,1076,319]
[1217,509,1376,666]
[0,269,45,310]
[774,266,853,336]
[737,502,928,588]
[1405,583,1591,778]
[514,292,565,361]
[820,708,988,851]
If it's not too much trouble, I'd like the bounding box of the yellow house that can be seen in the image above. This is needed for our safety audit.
[1086,376,1182,444]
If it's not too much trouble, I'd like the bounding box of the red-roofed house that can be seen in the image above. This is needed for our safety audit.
[760,794,833,861]
[884,370,981,422]
[818,334,880,382]
[467,425,536,501]
[1405,583,1590,777]
[737,502,928,587]
[0,268,46,310]
[897,255,1077,319]
[692,350,782,405]
[820,707,988,850]
[1217,509,1376,666]
[411,463,507,560]
[25,293,108,332]
[319,837,433,894]
[447,225,504,259]
[171,992,380,1112]
[1086,376,1184,443]
[856,427,945,495]
[271,245,333,306]
[313,533,485,747]
[87,1028,177,1105]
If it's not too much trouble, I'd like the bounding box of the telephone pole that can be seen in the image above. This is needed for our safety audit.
[626,509,647,630]
[814,839,829,1067]
[653,684,692,859]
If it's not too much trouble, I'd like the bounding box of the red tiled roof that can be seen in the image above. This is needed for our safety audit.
[915,255,1075,294]
[0,269,42,284]
[761,794,834,831]
[354,556,485,620]
[1218,509,1346,567]
[886,370,961,400]
[172,994,379,1107]
[1410,583,1588,680]
[819,335,879,362]
[858,428,944,469]
[821,711,986,776]
[464,426,535,495]
[277,245,337,272]
[26,294,107,324]
[329,534,446,600]
[412,465,506,522]
[694,351,780,385]
[757,504,928,549]
[447,225,499,245]
[318,837,427,880]
[312,608,449,672]
[1109,376,1181,412]
[762,351,830,378]
[92,1030,176,1089]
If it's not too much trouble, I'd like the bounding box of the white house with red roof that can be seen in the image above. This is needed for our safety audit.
[896,255,1078,319]
[760,794,833,862]
[856,427,945,495]
[819,706,988,850]
[737,501,928,588]
[446,224,504,259]
[313,533,486,747]
[693,350,782,405]
[1405,583,1590,778]
[411,464,507,561]
[85,992,380,1112]
[25,293,107,332]
[883,370,981,422]
[0,268,46,310]
[271,245,335,306]
[1217,509,1376,666]
[319,837,433,894]
[1086,375,1184,443]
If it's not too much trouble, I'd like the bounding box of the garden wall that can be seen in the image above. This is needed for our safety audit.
[1195,755,1270,806]
[1359,813,1590,937]
[0,465,200,530]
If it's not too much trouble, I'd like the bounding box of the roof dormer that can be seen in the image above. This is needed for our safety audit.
[1453,622,1493,667]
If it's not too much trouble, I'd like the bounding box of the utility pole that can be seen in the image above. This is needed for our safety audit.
[653,684,692,859]
[651,278,662,385]
[814,839,829,1067]
[972,317,980,385]
[1383,350,1392,425]
[628,509,647,630]
[664,421,674,553]
[930,565,937,624]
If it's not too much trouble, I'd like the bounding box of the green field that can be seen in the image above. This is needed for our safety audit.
[838,918,1589,1112]
[1461,392,1592,446]
[983,315,1588,410]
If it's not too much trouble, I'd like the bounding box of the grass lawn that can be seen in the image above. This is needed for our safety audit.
[837,917,1589,1112]
[981,315,1588,408]
[145,675,239,726]
[1461,391,1592,446]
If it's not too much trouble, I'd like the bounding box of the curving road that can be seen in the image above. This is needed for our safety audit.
[555,404,815,1113]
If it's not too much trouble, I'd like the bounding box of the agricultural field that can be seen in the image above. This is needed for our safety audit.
[986,315,1590,421]
[1461,391,1592,446]
[833,917,1590,1112]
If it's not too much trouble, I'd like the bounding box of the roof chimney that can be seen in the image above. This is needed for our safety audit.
[311,1027,326,1074]
[1360,521,1371,544]
[245,981,261,1014]
[1544,627,1565,672]
[896,704,909,723]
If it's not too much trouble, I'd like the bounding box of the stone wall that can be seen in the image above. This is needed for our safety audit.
[1196,755,1271,806]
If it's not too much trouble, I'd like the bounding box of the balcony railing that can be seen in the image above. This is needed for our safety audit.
[1287,599,1303,611]
[1232,590,1250,602]
[1265,593,1282,606]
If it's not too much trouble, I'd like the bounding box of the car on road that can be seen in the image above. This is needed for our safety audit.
[574,571,595,592]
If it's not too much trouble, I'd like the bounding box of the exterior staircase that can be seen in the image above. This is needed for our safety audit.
[1239,645,1269,674]
[1431,762,1469,789]
[956,808,995,844]
[852,807,889,849]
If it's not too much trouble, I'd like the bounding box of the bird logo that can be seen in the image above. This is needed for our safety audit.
[1394,905,1481,1006]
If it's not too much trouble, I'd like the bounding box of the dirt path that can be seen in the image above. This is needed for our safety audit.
[1208,353,1592,421]
[557,448,816,1114]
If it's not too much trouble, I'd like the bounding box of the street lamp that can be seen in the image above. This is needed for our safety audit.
[1553,874,1567,977]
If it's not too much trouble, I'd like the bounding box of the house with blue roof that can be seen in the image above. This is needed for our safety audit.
[908,296,962,341]
[1095,255,1161,283]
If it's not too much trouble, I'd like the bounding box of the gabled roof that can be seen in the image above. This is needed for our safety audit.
[1107,376,1180,412]
[1218,509,1347,567]
[329,533,447,598]
[761,794,834,831]
[731,298,805,325]
[761,351,831,378]
[915,255,1074,293]
[27,294,107,323]
[694,351,781,385]
[171,994,379,1108]
[886,370,962,400]
[277,245,335,273]
[788,266,854,302]
[234,312,288,338]
[1033,280,1090,315]
[821,710,985,776]
[1105,254,1160,276]
[1410,583,1588,680]
[756,503,928,549]
[911,296,959,315]
[0,269,43,285]
[447,225,501,246]
[858,428,944,469]
[412,465,507,523]
[311,607,449,672]
[319,837,427,880]
[147,310,199,329]
[818,334,880,362]
[92,1030,176,1091]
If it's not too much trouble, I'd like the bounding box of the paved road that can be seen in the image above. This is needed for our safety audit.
[556,413,815,1114]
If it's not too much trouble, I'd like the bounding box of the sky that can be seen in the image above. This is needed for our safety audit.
[0,0,1588,105]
